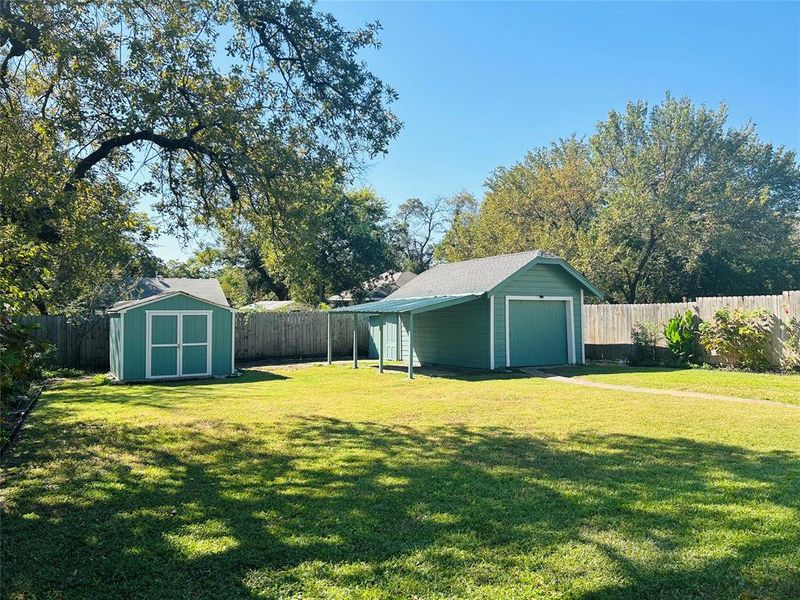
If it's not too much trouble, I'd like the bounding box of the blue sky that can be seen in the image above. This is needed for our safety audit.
[151,1,800,260]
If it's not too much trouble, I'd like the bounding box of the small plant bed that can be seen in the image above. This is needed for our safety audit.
[549,364,800,406]
[0,383,44,454]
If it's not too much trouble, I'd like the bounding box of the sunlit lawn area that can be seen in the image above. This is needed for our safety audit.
[2,364,799,599]
[548,364,800,406]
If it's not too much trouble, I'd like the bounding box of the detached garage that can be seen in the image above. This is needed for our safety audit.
[328,251,602,376]
[107,278,235,382]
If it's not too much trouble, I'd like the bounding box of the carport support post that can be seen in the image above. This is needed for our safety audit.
[352,313,358,369]
[378,318,384,373]
[326,312,332,365]
[407,312,414,379]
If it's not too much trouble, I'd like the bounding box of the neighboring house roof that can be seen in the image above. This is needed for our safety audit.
[107,278,230,312]
[328,270,418,303]
[239,300,297,311]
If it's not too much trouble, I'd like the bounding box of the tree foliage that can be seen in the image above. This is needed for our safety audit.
[199,183,395,305]
[259,184,395,304]
[438,94,800,303]
[699,308,773,371]
[1,0,400,313]
[663,310,699,365]
[390,197,450,273]
[0,111,159,315]
[1,0,399,230]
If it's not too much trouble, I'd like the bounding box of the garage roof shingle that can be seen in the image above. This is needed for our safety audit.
[387,251,554,299]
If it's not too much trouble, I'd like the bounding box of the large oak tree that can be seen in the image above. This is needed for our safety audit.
[1,0,400,312]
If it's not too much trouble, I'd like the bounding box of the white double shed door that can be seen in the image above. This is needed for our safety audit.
[146,310,212,379]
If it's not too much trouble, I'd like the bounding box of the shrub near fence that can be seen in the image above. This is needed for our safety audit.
[21,312,370,370]
[583,291,800,368]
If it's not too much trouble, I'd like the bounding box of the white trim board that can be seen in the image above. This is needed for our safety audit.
[145,310,213,380]
[504,295,576,367]
[397,313,402,361]
[120,312,125,379]
[489,295,495,370]
[580,289,586,364]
[231,311,236,373]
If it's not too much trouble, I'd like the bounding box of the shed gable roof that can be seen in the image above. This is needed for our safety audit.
[108,278,230,311]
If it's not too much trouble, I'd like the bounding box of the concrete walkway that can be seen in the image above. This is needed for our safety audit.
[520,368,799,410]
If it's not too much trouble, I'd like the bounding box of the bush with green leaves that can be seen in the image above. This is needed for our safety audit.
[0,313,52,409]
[629,321,660,366]
[784,317,800,371]
[699,308,772,371]
[664,310,699,364]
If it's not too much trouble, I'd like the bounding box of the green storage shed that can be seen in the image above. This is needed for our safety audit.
[328,251,603,377]
[107,278,236,382]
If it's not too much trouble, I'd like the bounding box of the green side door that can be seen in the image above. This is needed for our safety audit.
[369,315,398,361]
[368,316,380,359]
[508,300,568,366]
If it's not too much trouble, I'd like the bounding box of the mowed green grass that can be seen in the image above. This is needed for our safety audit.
[2,364,799,599]
[548,364,800,405]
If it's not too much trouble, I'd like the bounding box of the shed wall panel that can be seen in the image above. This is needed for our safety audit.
[121,295,233,381]
[406,296,489,369]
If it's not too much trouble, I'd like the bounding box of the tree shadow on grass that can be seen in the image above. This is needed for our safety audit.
[2,411,799,599]
[46,370,290,409]
[159,370,291,386]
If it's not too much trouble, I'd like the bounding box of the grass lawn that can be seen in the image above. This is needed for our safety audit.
[2,364,799,599]
[548,364,800,406]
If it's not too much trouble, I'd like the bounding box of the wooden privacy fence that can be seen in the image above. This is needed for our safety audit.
[234,312,369,362]
[19,315,110,370]
[20,312,370,370]
[20,292,800,370]
[584,290,800,366]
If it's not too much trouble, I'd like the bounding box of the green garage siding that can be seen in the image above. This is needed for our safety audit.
[363,265,586,371]
[117,294,234,381]
[492,262,583,368]
[400,296,489,369]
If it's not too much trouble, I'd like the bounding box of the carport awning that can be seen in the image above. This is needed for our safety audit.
[329,293,481,315]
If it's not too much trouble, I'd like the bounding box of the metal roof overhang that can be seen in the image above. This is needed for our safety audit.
[329,293,481,315]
